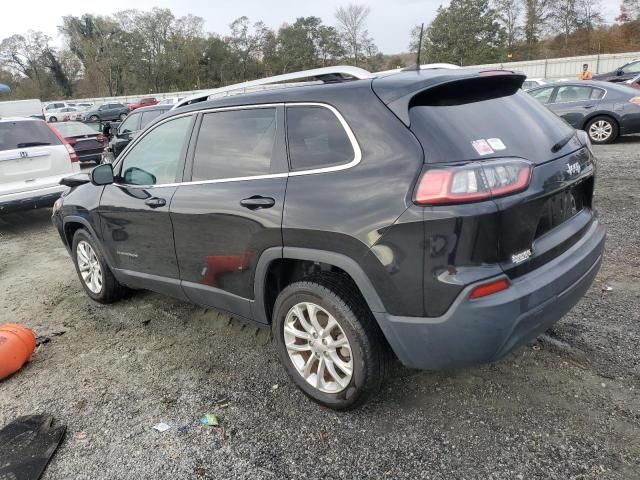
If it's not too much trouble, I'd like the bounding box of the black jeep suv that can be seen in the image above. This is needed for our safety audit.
[52,66,605,409]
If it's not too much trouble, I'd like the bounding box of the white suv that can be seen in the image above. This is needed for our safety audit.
[0,117,80,214]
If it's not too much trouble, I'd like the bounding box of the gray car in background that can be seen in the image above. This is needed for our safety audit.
[82,102,129,123]
[528,80,640,144]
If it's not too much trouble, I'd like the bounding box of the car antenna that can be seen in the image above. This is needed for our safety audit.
[416,23,424,69]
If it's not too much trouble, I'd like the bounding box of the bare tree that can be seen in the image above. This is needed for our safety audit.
[523,0,550,46]
[335,4,373,66]
[493,0,522,52]
[550,0,578,48]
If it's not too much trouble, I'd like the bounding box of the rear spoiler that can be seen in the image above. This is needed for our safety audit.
[372,69,526,127]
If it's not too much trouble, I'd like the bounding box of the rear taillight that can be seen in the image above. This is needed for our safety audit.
[469,278,510,299]
[630,97,640,107]
[414,159,531,206]
[45,122,78,163]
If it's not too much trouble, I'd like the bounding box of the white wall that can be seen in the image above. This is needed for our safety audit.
[471,51,640,80]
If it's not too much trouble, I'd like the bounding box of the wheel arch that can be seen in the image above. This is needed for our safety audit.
[62,216,114,268]
[580,111,620,131]
[253,247,386,325]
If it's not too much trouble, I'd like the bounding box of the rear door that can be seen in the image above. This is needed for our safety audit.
[0,120,73,194]
[98,114,195,297]
[170,106,287,320]
[547,85,601,127]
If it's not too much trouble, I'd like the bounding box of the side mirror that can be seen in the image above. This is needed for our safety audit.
[91,163,114,186]
[617,69,624,76]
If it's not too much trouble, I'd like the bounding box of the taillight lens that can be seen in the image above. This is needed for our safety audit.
[469,278,510,299]
[414,159,531,205]
[630,96,640,107]
[45,122,79,163]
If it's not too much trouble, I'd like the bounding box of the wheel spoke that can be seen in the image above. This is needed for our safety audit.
[324,357,348,388]
[315,356,326,389]
[327,336,349,349]
[286,342,312,352]
[293,305,314,334]
[320,316,338,337]
[328,351,352,376]
[306,303,323,333]
[301,355,315,378]
[284,324,311,340]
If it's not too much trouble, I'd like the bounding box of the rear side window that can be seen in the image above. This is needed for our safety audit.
[555,86,592,102]
[191,108,276,181]
[0,121,60,151]
[286,106,354,171]
[141,110,164,128]
[409,80,575,164]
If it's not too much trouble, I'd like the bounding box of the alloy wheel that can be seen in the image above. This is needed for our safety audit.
[283,302,353,393]
[588,120,613,142]
[76,240,103,294]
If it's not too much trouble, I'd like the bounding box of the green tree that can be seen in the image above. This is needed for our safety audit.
[418,0,506,65]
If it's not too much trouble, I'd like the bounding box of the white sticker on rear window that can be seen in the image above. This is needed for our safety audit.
[487,138,506,151]
[471,139,494,156]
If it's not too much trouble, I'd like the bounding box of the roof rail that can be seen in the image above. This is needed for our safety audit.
[172,65,374,110]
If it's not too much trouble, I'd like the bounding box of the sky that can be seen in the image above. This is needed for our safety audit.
[0,0,620,54]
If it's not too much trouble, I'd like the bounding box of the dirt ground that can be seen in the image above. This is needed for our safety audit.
[1,138,639,479]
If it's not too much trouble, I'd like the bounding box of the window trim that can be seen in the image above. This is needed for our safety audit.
[113,102,361,188]
[548,84,607,105]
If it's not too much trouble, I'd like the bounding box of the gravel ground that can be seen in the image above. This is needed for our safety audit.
[1,138,639,480]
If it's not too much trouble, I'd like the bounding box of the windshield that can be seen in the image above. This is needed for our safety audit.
[409,87,576,164]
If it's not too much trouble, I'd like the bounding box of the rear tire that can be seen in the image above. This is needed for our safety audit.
[585,116,618,144]
[89,115,99,122]
[49,116,57,123]
[71,229,127,304]
[272,272,391,410]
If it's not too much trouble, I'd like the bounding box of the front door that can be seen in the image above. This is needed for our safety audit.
[98,114,195,298]
[170,106,288,320]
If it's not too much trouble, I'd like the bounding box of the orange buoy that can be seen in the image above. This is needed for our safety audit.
[0,324,36,380]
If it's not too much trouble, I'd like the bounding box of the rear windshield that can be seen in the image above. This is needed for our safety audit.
[409,80,575,164]
[0,120,60,151]
[52,122,96,137]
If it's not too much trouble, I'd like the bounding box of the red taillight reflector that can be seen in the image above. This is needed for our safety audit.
[414,159,531,206]
[45,122,79,163]
[469,279,510,299]
[630,97,640,107]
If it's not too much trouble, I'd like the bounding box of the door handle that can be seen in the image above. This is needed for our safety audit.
[240,196,276,210]
[145,197,166,208]
[584,104,595,109]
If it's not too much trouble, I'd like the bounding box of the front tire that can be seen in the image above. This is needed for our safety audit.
[72,229,127,303]
[272,273,391,410]
[49,116,57,123]
[585,116,618,144]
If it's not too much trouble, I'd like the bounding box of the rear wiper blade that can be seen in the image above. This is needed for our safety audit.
[551,132,575,153]
[16,142,51,148]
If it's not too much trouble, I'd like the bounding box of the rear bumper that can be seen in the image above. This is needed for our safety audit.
[376,217,605,369]
[0,188,64,214]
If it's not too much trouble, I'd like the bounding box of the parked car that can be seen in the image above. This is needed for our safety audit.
[528,80,640,143]
[625,73,640,90]
[82,103,129,122]
[52,66,605,410]
[43,101,73,113]
[593,59,640,83]
[522,78,546,90]
[46,107,80,123]
[0,117,80,214]
[127,97,159,112]
[158,97,185,106]
[108,104,172,158]
[50,121,108,164]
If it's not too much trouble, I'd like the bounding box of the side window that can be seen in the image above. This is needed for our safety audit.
[191,108,276,181]
[555,86,592,103]
[286,106,354,171]
[591,88,605,100]
[140,110,164,128]
[530,87,554,104]
[623,62,640,74]
[119,113,140,133]
[119,116,192,186]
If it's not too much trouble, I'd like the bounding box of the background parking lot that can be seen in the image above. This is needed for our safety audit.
[1,138,639,479]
